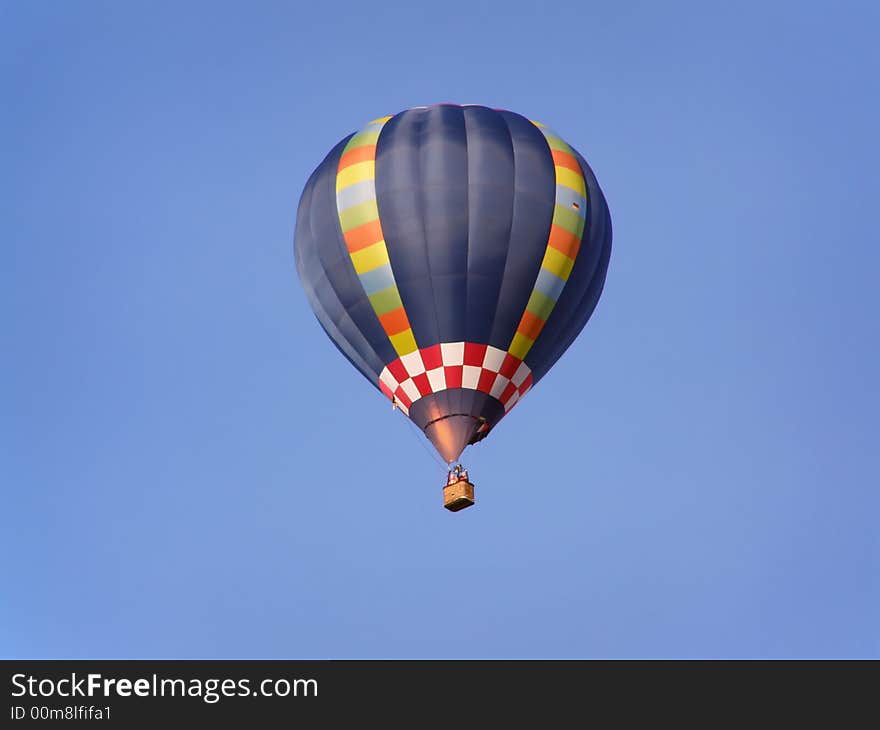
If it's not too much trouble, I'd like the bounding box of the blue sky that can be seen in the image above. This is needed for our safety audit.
[2,0,877,658]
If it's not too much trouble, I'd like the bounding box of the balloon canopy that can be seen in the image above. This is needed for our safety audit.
[294,104,611,464]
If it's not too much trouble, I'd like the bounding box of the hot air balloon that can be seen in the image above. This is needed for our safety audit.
[294,104,611,510]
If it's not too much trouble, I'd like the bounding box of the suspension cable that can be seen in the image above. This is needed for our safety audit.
[399,411,449,473]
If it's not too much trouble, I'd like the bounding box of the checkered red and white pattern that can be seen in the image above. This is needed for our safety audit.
[378,342,533,416]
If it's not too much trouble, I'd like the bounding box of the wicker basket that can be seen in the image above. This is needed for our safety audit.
[443,479,475,512]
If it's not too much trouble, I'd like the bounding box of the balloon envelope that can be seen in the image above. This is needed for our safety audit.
[294,104,611,463]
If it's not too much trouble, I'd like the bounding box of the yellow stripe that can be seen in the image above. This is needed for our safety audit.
[555,166,586,196]
[336,161,374,191]
[370,115,392,124]
[541,247,576,281]
[389,329,418,356]
[508,332,534,360]
[350,240,390,274]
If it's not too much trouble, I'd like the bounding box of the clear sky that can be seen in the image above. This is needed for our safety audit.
[2,0,877,659]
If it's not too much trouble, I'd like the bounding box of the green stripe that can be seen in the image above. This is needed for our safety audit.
[525,289,555,321]
[543,134,572,153]
[368,285,403,315]
[338,199,379,232]
[552,204,586,236]
[345,131,380,150]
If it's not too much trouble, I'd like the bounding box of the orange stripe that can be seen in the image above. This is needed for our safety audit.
[547,224,581,259]
[339,145,376,170]
[517,310,546,340]
[343,219,384,252]
[552,149,581,173]
[378,306,411,335]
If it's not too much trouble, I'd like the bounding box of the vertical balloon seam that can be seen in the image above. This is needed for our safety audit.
[481,110,554,370]
[413,108,446,357]
[461,107,475,356]
[409,107,466,398]
[334,115,419,358]
[506,122,589,364]
[470,107,518,352]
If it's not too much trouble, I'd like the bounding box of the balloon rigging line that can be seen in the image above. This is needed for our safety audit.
[401,413,449,473]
